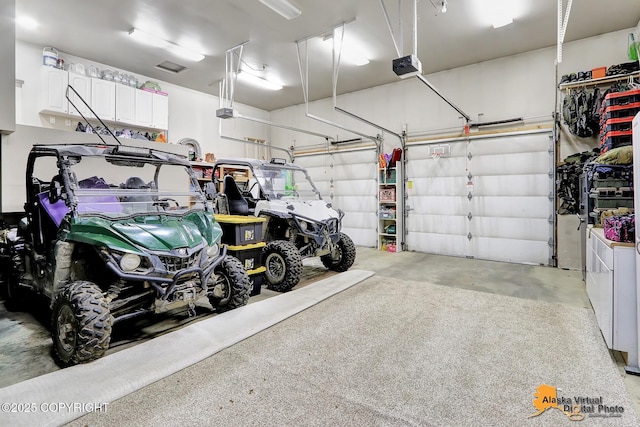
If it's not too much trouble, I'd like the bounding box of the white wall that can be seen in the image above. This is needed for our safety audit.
[0,0,15,133]
[15,40,271,160]
[271,29,633,153]
[269,28,634,267]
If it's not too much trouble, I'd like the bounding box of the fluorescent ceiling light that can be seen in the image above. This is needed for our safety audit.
[492,15,513,29]
[167,45,205,62]
[16,16,38,30]
[322,34,370,67]
[128,28,205,61]
[485,0,514,29]
[259,0,302,20]
[237,70,283,91]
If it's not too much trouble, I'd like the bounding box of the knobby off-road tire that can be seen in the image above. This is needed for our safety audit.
[209,256,251,312]
[263,240,303,292]
[51,281,112,367]
[1,273,25,311]
[321,232,356,272]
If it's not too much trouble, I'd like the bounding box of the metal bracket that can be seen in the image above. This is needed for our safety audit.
[467,212,473,221]
[467,152,473,161]
[467,193,473,201]
[467,172,473,180]
[467,232,473,241]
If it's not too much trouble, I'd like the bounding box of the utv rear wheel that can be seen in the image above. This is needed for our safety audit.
[209,256,251,312]
[263,240,302,292]
[1,274,25,311]
[51,281,112,367]
[321,232,356,272]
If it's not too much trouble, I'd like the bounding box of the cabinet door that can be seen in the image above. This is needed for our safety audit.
[39,66,68,114]
[68,72,92,117]
[152,93,169,130]
[90,78,115,121]
[115,84,136,124]
[135,89,153,128]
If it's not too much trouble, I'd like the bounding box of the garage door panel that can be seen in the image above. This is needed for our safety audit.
[336,179,377,197]
[332,166,375,181]
[342,211,376,229]
[470,134,552,156]
[471,237,549,265]
[473,217,549,241]
[473,175,550,197]
[470,196,550,218]
[344,227,377,248]
[409,196,469,216]
[406,157,468,178]
[334,196,375,215]
[406,232,467,258]
[408,214,467,235]
[406,130,553,265]
[304,166,332,182]
[471,152,549,175]
[409,177,467,196]
[293,154,334,168]
[296,150,378,248]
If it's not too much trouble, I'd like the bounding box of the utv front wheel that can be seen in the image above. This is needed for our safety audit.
[321,232,356,272]
[208,256,251,312]
[263,240,302,292]
[51,281,112,367]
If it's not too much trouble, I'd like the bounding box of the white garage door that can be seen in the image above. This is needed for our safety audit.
[406,130,554,265]
[294,148,378,247]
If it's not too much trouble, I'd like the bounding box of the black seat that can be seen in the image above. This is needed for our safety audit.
[122,176,154,204]
[223,175,248,215]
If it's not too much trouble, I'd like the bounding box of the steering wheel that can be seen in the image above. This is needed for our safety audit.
[242,181,259,198]
[153,198,180,209]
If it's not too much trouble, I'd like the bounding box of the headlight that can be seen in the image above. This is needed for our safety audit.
[207,243,220,257]
[299,221,308,232]
[120,253,142,271]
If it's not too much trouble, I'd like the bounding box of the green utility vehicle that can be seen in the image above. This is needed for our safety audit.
[0,143,251,366]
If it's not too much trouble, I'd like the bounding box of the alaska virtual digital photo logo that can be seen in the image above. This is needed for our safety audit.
[529,384,625,421]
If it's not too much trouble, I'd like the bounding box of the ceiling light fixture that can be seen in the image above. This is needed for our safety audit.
[322,33,370,67]
[441,1,447,14]
[258,0,302,20]
[487,0,514,29]
[16,16,38,30]
[128,28,205,61]
[492,15,513,29]
[237,70,283,91]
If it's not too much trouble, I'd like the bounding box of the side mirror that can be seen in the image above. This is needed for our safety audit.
[49,178,63,204]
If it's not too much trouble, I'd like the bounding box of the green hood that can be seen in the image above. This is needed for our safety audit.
[67,212,222,254]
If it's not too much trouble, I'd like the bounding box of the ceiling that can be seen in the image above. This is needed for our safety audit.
[15,0,640,111]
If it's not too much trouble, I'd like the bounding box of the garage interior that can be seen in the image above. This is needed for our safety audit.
[1,0,640,425]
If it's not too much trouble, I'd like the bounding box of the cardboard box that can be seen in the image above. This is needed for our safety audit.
[379,188,396,203]
[592,66,606,79]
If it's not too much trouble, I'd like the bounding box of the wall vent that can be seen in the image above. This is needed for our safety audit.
[155,61,187,74]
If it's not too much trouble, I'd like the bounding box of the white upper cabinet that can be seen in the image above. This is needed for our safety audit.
[91,78,116,122]
[115,84,136,124]
[39,66,169,131]
[40,66,68,114]
[67,72,92,117]
[135,89,153,128]
[151,93,169,130]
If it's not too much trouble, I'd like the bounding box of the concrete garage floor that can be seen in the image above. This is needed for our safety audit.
[1,247,639,418]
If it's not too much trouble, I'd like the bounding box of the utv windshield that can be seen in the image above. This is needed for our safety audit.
[252,164,321,201]
[67,155,205,218]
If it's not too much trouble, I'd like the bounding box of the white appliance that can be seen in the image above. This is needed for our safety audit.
[634,112,640,372]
